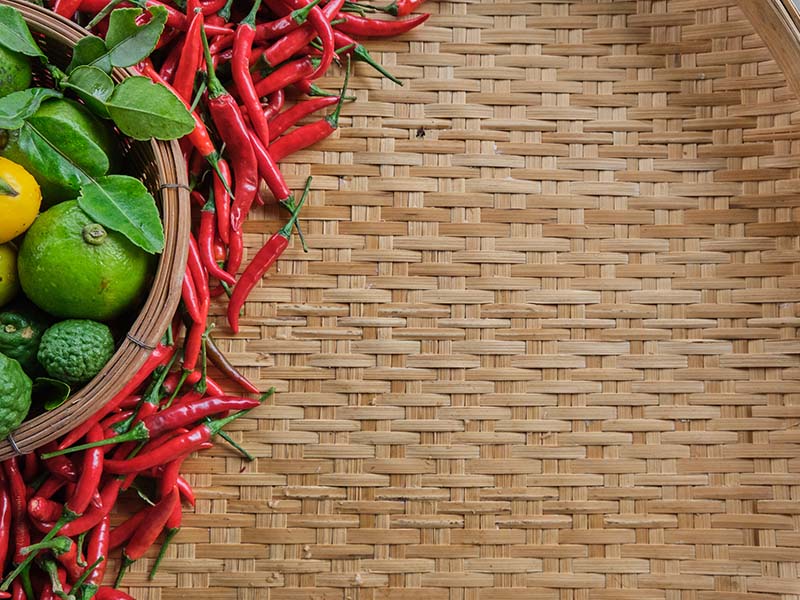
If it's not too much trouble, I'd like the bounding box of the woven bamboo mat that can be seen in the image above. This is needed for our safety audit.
[127,0,800,598]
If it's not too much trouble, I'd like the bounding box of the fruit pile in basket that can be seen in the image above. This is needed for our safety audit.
[0,0,429,597]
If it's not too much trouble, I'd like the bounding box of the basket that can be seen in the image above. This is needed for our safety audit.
[0,0,189,459]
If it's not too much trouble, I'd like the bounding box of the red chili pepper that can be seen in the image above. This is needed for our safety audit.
[385,0,426,16]
[232,0,271,148]
[248,129,291,202]
[253,56,316,98]
[201,29,260,233]
[204,375,226,397]
[227,179,308,332]
[213,158,231,245]
[115,487,179,586]
[172,11,205,102]
[145,396,260,438]
[65,425,104,517]
[0,479,11,572]
[21,454,37,484]
[148,456,189,579]
[175,475,196,507]
[28,497,62,524]
[35,477,65,501]
[182,313,206,374]
[182,270,203,324]
[81,515,110,600]
[269,60,349,160]
[263,88,285,120]
[198,0,227,13]
[262,0,343,68]
[280,0,334,79]
[109,510,147,551]
[103,410,253,475]
[52,0,82,18]
[39,443,77,483]
[158,40,183,83]
[188,233,210,313]
[226,225,244,277]
[9,581,22,600]
[269,95,338,140]
[199,199,236,286]
[58,479,122,539]
[58,340,175,451]
[335,11,430,37]
[96,587,136,600]
[2,459,28,566]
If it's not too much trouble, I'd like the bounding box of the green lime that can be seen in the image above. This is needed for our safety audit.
[0,243,19,309]
[0,46,31,98]
[17,201,152,321]
[0,98,121,206]
[0,351,32,438]
[38,319,114,386]
[0,306,49,376]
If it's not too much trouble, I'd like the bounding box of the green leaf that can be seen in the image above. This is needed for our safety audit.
[103,6,167,68]
[26,109,110,177]
[78,175,164,254]
[32,378,71,411]
[13,122,91,199]
[63,66,114,118]
[67,36,110,74]
[0,6,44,57]
[106,77,194,140]
[0,88,60,130]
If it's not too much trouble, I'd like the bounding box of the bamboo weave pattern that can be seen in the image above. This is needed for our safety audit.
[126,1,800,598]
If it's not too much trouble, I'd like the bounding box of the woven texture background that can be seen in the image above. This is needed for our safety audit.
[128,0,800,598]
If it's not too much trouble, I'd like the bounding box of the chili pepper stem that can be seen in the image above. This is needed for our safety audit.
[114,555,135,588]
[354,44,402,85]
[69,555,104,591]
[218,0,234,19]
[76,531,88,567]
[280,177,312,237]
[216,427,255,460]
[281,198,308,251]
[40,423,151,459]
[327,57,351,129]
[19,567,33,600]
[147,528,178,580]
[85,0,125,28]
[291,0,324,24]
[242,0,261,25]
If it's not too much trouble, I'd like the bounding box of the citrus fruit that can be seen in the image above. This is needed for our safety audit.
[0,98,121,206]
[0,45,31,98]
[0,243,19,309]
[0,351,31,438]
[0,157,42,244]
[0,306,49,376]
[17,201,152,321]
[38,319,114,386]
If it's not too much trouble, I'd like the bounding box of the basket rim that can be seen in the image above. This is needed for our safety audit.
[0,0,190,459]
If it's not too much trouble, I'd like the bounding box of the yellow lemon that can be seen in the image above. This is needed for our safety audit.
[0,157,41,244]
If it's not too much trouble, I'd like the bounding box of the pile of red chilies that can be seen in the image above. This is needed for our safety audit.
[0,0,429,597]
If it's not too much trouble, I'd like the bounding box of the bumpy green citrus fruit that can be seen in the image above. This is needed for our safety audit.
[0,98,121,206]
[0,351,32,437]
[0,46,31,98]
[17,201,151,321]
[0,306,49,376]
[38,319,114,386]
